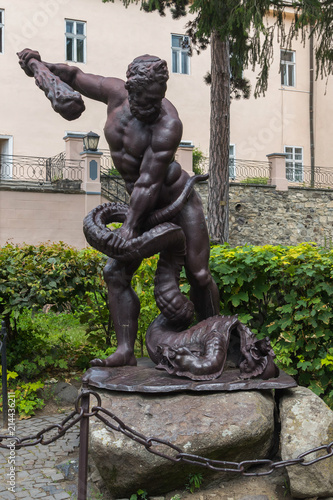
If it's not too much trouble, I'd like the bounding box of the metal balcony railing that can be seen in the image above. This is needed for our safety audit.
[289,164,333,189]
[100,151,129,204]
[197,157,272,185]
[229,159,272,184]
[0,153,84,188]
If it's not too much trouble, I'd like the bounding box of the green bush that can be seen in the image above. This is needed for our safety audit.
[192,147,206,176]
[209,242,333,407]
[0,242,106,338]
[2,241,333,412]
[0,243,159,372]
[132,255,159,356]
[0,368,44,418]
[0,243,159,416]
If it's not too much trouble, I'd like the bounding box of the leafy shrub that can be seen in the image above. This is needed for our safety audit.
[192,147,206,176]
[0,243,160,371]
[209,242,333,407]
[4,241,333,412]
[0,243,160,415]
[0,242,106,339]
[0,368,44,418]
[132,256,159,356]
[6,309,73,378]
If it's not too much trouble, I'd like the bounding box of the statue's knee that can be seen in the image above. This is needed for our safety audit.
[103,263,128,289]
[188,268,212,289]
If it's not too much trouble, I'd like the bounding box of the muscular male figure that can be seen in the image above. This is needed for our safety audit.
[18,50,220,367]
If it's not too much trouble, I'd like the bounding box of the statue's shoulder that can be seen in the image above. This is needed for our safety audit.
[162,97,180,118]
[102,77,127,106]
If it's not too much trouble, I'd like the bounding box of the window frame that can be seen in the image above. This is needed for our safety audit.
[284,145,303,182]
[229,144,236,179]
[0,9,4,54]
[280,49,296,87]
[171,34,190,75]
[65,19,86,63]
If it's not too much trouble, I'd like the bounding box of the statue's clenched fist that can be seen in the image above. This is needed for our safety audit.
[17,48,41,77]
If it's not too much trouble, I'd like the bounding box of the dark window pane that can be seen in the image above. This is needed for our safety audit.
[0,28,2,53]
[66,37,73,61]
[76,38,84,62]
[172,50,178,73]
[76,22,84,35]
[181,51,189,74]
[66,21,74,33]
[172,35,181,48]
[281,50,294,62]
[288,65,294,86]
[182,36,190,49]
[0,11,2,24]
[281,64,287,85]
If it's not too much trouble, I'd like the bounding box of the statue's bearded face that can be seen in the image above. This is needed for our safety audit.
[128,81,165,123]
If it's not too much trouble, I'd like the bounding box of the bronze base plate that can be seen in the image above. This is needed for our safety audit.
[82,358,297,393]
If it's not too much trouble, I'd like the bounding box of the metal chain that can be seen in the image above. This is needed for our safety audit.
[0,389,332,477]
[0,408,84,449]
[92,404,333,476]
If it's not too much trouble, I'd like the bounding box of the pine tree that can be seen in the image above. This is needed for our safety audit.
[103,0,333,242]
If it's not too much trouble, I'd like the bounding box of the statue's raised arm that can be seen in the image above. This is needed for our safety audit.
[17,48,85,121]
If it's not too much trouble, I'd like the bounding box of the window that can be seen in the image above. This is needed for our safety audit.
[171,34,190,75]
[0,9,4,54]
[0,135,13,179]
[281,49,295,87]
[284,146,303,182]
[65,20,86,63]
[229,144,236,179]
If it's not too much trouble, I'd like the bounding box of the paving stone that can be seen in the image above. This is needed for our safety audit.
[42,484,62,494]
[0,411,87,498]
[50,473,65,481]
[17,470,29,479]
[54,492,71,499]
[0,491,16,499]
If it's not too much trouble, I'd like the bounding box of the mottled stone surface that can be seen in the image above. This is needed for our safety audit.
[196,183,333,247]
[102,180,333,247]
[89,390,275,497]
[279,386,333,498]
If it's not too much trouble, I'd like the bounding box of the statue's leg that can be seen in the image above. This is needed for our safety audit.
[90,257,142,367]
[154,249,194,328]
[176,192,220,321]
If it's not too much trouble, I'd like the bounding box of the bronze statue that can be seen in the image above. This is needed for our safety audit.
[18,49,278,381]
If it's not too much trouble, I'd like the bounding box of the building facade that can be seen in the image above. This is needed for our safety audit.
[0,0,332,170]
[0,0,211,160]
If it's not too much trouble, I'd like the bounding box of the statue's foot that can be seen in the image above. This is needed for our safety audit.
[90,350,137,367]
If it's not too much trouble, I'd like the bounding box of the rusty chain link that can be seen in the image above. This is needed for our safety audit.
[0,408,84,449]
[0,389,332,477]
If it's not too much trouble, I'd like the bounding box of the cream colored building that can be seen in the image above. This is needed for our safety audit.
[1,0,333,248]
[1,0,332,169]
[0,0,211,160]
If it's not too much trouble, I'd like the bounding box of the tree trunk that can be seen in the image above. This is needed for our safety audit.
[207,32,230,244]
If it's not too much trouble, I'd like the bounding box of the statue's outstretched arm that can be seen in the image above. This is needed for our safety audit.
[17,48,126,119]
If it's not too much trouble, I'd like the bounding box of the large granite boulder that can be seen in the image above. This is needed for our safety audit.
[279,386,333,498]
[89,390,275,498]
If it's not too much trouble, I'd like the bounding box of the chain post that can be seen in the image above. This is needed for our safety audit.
[1,321,8,430]
[78,384,90,500]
